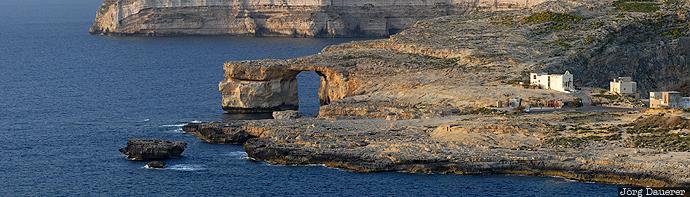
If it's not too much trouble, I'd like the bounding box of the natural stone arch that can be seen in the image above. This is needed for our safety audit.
[289,65,348,106]
[219,60,351,114]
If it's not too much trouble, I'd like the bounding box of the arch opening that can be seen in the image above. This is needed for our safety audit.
[297,71,322,117]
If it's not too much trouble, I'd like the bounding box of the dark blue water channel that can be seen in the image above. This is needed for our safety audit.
[0,0,618,195]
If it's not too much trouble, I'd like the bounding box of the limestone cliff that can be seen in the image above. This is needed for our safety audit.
[218,0,690,117]
[90,0,547,37]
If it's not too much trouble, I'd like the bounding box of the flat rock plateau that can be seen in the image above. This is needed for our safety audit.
[185,111,690,186]
[102,0,690,187]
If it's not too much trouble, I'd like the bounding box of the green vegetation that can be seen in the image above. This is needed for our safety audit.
[551,39,573,49]
[567,126,594,131]
[491,15,518,25]
[522,11,583,31]
[592,94,620,100]
[590,21,605,29]
[546,134,622,148]
[637,16,689,39]
[442,58,460,65]
[662,0,685,10]
[473,107,497,114]
[584,35,597,45]
[624,115,690,151]
[613,0,661,13]
[626,126,663,134]
[629,134,690,151]
[471,107,505,115]
[522,11,583,24]
[661,28,688,39]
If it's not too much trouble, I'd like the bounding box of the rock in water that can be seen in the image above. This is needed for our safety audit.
[272,110,302,120]
[182,122,255,144]
[119,139,187,161]
[145,161,166,169]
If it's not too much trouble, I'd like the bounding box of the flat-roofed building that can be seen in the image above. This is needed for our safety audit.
[610,77,637,98]
[529,71,574,93]
[650,91,682,108]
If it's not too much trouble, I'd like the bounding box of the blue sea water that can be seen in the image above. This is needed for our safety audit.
[0,0,619,196]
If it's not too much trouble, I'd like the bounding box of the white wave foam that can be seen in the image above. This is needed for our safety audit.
[143,165,165,169]
[264,162,326,167]
[168,164,205,171]
[190,120,202,123]
[160,123,186,127]
[225,151,249,160]
[163,128,185,133]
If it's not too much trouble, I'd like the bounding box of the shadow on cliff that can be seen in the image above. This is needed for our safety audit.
[544,18,690,98]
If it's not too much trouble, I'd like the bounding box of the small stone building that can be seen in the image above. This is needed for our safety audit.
[529,71,574,93]
[649,91,682,108]
[610,77,637,98]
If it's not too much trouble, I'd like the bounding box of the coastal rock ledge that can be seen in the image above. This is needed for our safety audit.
[183,112,690,187]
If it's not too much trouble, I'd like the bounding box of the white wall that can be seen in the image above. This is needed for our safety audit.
[611,81,636,95]
[530,72,572,93]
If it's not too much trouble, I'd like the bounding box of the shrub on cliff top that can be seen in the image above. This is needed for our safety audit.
[522,11,583,32]
[614,0,661,13]
[522,11,582,25]
[546,134,622,148]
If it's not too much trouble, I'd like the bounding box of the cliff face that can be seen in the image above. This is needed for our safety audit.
[90,0,547,37]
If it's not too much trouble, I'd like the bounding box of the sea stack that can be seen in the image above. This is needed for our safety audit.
[119,139,187,161]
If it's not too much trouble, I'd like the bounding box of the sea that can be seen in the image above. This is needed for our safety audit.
[0,0,618,196]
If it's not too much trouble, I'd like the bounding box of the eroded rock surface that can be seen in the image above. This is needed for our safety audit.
[154,0,690,187]
[272,110,302,120]
[218,0,690,116]
[119,139,187,160]
[90,0,547,37]
[185,110,690,187]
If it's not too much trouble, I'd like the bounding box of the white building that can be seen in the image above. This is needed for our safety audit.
[610,77,637,97]
[530,71,574,93]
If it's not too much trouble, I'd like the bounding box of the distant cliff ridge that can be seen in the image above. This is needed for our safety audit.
[90,0,547,37]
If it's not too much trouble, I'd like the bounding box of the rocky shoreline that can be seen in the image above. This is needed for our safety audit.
[182,111,690,187]
[120,0,690,187]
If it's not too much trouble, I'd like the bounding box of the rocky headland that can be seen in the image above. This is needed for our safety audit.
[191,0,690,186]
[219,0,690,115]
[112,0,690,187]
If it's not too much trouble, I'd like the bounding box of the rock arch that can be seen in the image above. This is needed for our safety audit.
[219,60,351,113]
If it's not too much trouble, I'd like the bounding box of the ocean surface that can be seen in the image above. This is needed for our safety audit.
[0,0,618,196]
